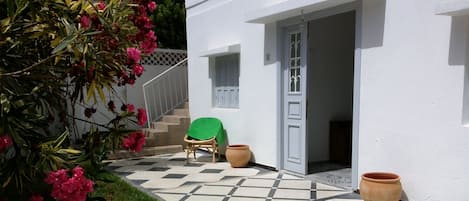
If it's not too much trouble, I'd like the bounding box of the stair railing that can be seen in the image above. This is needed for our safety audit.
[143,58,188,128]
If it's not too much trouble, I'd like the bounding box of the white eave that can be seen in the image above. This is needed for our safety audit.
[245,0,355,24]
[435,0,469,16]
[200,44,240,57]
[185,0,208,9]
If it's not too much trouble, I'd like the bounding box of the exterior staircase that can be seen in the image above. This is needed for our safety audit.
[108,102,190,159]
[108,51,189,160]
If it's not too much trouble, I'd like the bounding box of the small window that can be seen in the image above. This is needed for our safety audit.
[289,32,301,93]
[214,54,239,108]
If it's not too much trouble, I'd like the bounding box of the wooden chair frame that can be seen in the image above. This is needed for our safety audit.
[184,135,219,163]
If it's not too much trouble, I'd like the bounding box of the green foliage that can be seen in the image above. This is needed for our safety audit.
[152,0,186,49]
[0,0,156,199]
[0,130,80,200]
[90,171,158,201]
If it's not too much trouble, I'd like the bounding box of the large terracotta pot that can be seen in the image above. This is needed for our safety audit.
[360,172,402,201]
[225,144,251,168]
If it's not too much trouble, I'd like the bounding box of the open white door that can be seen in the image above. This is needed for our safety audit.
[282,24,307,174]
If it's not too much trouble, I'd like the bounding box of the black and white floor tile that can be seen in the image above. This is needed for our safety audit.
[107,152,362,201]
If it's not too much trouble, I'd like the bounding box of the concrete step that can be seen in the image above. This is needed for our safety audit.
[143,128,167,137]
[145,132,179,147]
[172,108,190,116]
[162,115,190,124]
[107,145,183,160]
[151,121,179,132]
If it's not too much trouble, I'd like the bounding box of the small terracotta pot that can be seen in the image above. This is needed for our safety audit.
[225,144,251,168]
[360,172,402,201]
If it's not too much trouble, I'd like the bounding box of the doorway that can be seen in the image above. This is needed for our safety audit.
[305,11,356,189]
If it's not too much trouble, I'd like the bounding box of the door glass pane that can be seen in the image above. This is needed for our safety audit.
[296,33,301,58]
[289,32,301,92]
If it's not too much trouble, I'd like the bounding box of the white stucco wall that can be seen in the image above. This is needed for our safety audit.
[186,0,469,200]
[186,0,279,167]
[358,0,469,200]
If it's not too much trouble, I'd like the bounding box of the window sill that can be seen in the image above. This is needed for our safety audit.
[212,107,240,112]
[435,0,469,16]
[200,44,240,57]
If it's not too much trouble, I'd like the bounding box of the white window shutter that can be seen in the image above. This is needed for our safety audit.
[214,54,239,108]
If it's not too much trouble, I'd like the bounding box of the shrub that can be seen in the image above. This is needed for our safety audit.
[0,0,157,199]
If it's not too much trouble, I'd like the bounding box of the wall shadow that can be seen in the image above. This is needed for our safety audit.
[264,22,279,66]
[447,16,469,125]
[361,0,386,49]
[448,16,468,66]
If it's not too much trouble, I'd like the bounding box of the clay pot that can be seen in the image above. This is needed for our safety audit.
[360,172,402,201]
[225,144,251,168]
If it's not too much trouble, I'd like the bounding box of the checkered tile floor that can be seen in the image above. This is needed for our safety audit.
[107,152,362,201]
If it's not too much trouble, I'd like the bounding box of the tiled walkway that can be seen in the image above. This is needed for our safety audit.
[107,152,362,201]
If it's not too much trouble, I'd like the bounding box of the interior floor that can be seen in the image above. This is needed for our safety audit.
[306,161,351,189]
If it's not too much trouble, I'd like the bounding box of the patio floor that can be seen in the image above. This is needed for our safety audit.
[107,151,362,201]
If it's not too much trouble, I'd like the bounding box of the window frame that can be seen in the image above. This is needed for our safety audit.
[212,53,240,109]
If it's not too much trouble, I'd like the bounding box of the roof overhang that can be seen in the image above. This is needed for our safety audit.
[200,44,240,57]
[245,0,355,24]
[435,0,469,16]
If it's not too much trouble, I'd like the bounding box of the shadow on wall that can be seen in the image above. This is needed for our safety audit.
[361,0,386,49]
[262,0,386,66]
[448,16,469,125]
[448,16,469,66]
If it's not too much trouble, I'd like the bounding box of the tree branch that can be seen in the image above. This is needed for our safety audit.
[0,54,57,77]
[66,114,111,129]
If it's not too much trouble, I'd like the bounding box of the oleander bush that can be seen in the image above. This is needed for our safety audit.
[0,0,157,200]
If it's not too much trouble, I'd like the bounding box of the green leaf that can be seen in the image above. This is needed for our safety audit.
[86,81,96,103]
[97,84,105,102]
[52,34,77,54]
[15,0,29,17]
[2,175,12,188]
[53,130,69,148]
[60,148,81,154]
[83,30,102,36]
[6,0,14,18]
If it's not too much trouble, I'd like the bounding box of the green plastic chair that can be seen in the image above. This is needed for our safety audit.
[184,117,225,163]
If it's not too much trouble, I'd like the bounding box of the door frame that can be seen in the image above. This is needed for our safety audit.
[276,0,362,189]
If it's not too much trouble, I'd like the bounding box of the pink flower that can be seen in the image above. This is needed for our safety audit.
[44,169,68,185]
[136,6,147,16]
[1,135,12,146]
[97,1,106,10]
[134,132,145,152]
[126,47,141,64]
[137,108,147,126]
[45,166,94,201]
[140,31,157,55]
[108,100,116,111]
[127,104,135,113]
[132,64,144,77]
[30,194,43,201]
[134,15,152,30]
[0,135,13,153]
[127,77,136,85]
[122,134,136,149]
[72,166,84,177]
[80,15,91,29]
[147,1,157,12]
[122,131,145,152]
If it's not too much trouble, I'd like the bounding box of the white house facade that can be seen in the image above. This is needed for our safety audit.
[185,0,469,200]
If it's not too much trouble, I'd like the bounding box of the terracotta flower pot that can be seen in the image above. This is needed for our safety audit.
[225,144,251,168]
[360,172,402,201]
